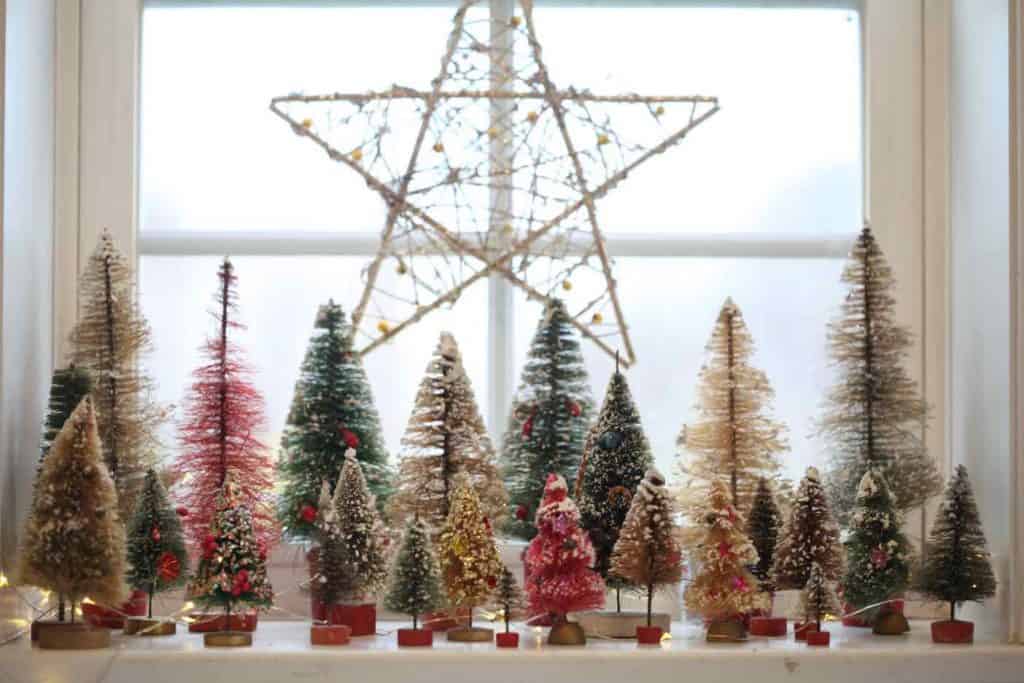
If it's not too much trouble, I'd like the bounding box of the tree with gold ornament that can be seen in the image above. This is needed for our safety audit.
[19,397,127,619]
[609,469,683,629]
[676,298,788,535]
[820,224,942,527]
[389,332,507,531]
[683,480,769,628]
[69,230,164,518]
[773,467,843,590]
[437,477,503,638]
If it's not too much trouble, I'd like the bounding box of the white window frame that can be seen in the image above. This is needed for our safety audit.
[53,0,986,627]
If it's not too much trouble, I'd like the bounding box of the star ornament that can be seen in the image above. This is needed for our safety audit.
[270,0,718,365]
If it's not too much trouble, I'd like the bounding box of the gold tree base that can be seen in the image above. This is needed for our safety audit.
[706,620,748,642]
[204,631,253,647]
[548,622,586,645]
[575,611,671,639]
[446,626,494,642]
[123,618,176,636]
[873,612,911,636]
[38,623,111,650]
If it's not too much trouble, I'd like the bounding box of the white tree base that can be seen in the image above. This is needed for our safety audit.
[574,611,671,639]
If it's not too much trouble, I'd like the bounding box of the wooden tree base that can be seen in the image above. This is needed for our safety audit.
[873,611,911,636]
[749,616,788,637]
[793,622,818,641]
[32,620,73,642]
[38,623,111,650]
[397,628,433,647]
[446,626,494,642]
[311,623,351,646]
[806,630,831,646]
[548,621,586,645]
[188,612,258,633]
[931,620,974,644]
[706,620,748,642]
[324,603,376,636]
[204,631,253,647]
[574,611,671,639]
[123,618,176,636]
[636,626,663,644]
[495,632,519,648]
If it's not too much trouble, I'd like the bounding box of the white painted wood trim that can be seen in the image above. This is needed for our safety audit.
[1008,0,1024,646]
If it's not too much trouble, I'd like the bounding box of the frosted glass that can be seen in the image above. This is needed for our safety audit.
[514,257,847,484]
[139,255,489,466]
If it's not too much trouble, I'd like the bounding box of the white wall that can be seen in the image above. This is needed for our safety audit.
[0,0,55,572]
[949,0,1011,639]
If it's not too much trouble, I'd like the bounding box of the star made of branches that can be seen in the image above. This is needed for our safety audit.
[270,0,718,366]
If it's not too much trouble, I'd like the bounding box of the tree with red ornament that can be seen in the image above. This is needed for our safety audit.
[174,258,277,552]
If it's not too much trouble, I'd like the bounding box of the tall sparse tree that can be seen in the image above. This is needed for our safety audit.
[773,467,843,590]
[917,465,997,623]
[501,299,593,539]
[278,301,390,541]
[174,258,276,551]
[576,361,653,608]
[19,397,126,618]
[609,469,683,627]
[69,230,164,517]
[820,225,942,526]
[389,332,506,531]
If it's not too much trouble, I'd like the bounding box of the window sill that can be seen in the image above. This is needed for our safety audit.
[6,620,1021,683]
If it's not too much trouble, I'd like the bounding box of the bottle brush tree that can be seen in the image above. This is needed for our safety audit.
[801,561,841,633]
[684,480,768,621]
[819,224,942,527]
[576,357,653,610]
[501,299,593,539]
[746,477,783,595]
[842,469,912,616]
[609,469,683,627]
[493,564,525,634]
[40,365,93,461]
[313,480,349,611]
[69,229,164,518]
[389,332,507,531]
[917,465,997,622]
[676,298,788,524]
[331,449,389,603]
[384,516,444,630]
[525,474,606,623]
[773,467,844,590]
[126,469,189,618]
[19,397,127,619]
[175,258,276,552]
[278,300,391,541]
[187,477,273,624]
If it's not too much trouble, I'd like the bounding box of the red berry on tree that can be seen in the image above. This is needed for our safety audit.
[157,551,181,583]
[300,504,317,524]
[521,417,533,438]
[568,400,581,417]
[515,504,528,521]
[151,526,162,542]
[175,506,189,518]
[340,428,360,449]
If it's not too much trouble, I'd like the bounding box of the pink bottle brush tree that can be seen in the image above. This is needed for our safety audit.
[175,258,277,552]
[525,473,606,631]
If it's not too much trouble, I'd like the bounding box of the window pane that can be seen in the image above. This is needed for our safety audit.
[140,255,489,463]
[514,257,846,483]
[140,6,456,234]
[533,7,862,234]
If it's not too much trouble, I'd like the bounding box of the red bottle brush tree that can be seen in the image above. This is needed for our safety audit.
[175,258,276,550]
[525,474,606,623]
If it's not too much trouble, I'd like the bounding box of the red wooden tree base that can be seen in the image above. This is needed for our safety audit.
[496,632,520,648]
[636,626,663,644]
[397,628,433,647]
[749,617,788,637]
[931,620,973,644]
[187,612,258,633]
[310,623,351,646]
[325,603,376,636]
[793,622,818,641]
[806,630,831,646]
[81,590,148,629]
